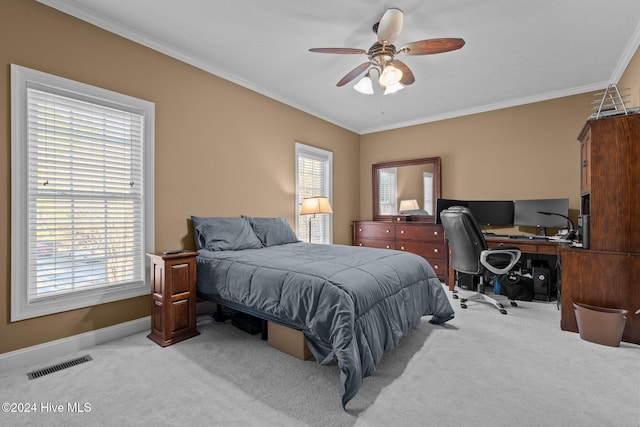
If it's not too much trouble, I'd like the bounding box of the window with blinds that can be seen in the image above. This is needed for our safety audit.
[423,172,434,215]
[295,143,333,244]
[11,65,155,321]
[378,168,397,215]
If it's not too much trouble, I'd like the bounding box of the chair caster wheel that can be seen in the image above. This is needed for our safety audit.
[460,298,467,303]
[497,303,505,309]
[460,303,468,309]
[499,309,507,315]
[510,301,518,307]
[453,294,459,299]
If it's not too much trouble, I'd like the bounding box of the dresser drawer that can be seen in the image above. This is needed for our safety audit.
[396,241,445,259]
[354,238,395,250]
[396,224,444,242]
[354,222,396,239]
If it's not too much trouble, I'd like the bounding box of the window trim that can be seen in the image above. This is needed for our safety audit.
[10,64,155,321]
[294,142,333,244]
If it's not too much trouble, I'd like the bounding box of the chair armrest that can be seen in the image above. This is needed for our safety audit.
[480,248,521,275]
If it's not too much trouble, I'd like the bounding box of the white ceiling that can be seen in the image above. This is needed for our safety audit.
[39,0,640,134]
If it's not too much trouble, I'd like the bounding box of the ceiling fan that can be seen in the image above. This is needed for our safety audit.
[309,8,465,94]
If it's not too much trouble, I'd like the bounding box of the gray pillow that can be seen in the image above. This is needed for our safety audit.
[243,216,300,247]
[191,216,263,251]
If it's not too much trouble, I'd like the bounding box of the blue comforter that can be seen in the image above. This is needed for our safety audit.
[196,242,454,407]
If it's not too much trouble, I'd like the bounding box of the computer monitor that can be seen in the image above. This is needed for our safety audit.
[435,198,467,224]
[467,200,514,226]
[513,198,570,230]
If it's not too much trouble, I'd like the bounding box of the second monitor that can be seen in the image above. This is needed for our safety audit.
[436,198,514,226]
[513,198,570,229]
[467,200,514,226]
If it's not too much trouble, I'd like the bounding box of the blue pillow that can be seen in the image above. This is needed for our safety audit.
[242,216,300,247]
[191,216,263,251]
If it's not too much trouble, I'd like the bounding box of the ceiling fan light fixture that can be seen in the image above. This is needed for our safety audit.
[384,82,404,95]
[354,73,374,94]
[379,64,403,87]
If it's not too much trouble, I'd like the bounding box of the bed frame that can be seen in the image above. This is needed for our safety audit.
[197,292,302,340]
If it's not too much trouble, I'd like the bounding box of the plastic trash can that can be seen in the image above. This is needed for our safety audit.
[573,302,628,347]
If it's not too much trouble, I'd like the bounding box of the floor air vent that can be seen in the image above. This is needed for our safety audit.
[27,355,93,380]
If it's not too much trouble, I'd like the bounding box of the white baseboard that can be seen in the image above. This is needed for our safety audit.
[0,316,150,372]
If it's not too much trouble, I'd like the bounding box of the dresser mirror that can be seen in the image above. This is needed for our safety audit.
[372,157,441,222]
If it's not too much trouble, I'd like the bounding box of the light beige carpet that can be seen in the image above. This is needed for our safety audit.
[1,285,638,426]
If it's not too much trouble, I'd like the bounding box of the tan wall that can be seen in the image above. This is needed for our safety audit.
[0,0,359,354]
[360,94,596,234]
[618,45,640,108]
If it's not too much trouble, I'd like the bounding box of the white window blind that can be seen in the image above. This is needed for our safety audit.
[295,143,333,244]
[11,64,155,321]
[378,168,397,215]
[27,87,144,298]
[423,171,434,215]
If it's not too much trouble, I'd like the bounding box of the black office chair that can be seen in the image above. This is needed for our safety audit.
[441,206,522,314]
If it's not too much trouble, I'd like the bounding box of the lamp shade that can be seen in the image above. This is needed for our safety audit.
[399,199,419,213]
[384,82,404,95]
[301,197,333,215]
[379,64,403,87]
[354,74,374,94]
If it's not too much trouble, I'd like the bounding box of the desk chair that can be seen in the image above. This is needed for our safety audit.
[441,206,522,314]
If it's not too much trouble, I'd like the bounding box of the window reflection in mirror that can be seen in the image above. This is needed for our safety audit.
[373,157,441,221]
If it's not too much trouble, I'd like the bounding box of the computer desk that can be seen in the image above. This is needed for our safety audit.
[447,236,569,292]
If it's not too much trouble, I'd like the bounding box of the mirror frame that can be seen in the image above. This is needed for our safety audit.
[372,156,441,222]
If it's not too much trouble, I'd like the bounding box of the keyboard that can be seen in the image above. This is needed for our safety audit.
[508,235,549,241]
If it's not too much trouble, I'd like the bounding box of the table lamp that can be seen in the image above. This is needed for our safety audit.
[399,199,419,214]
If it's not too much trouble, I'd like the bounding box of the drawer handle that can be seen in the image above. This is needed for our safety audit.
[385,229,391,233]
[433,264,439,269]
[400,230,405,234]
[434,248,439,253]
[433,231,439,236]
[358,228,363,232]
[400,246,405,250]
[385,245,391,249]
[358,243,363,246]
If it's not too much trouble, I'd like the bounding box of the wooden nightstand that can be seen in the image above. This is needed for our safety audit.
[147,251,200,347]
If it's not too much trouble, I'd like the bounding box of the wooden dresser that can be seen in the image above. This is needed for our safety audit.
[352,221,448,283]
[560,113,640,344]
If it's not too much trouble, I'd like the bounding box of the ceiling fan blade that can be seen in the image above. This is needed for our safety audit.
[389,60,415,85]
[309,48,368,55]
[337,62,371,87]
[400,38,465,55]
[376,8,404,45]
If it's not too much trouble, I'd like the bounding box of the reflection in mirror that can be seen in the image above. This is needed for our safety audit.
[373,157,441,222]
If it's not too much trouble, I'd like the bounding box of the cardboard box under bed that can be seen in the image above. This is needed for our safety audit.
[267,322,313,360]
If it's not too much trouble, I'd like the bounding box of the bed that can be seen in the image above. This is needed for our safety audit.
[192,215,455,408]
